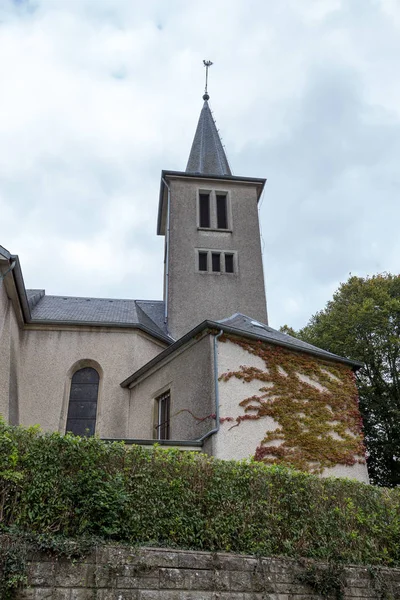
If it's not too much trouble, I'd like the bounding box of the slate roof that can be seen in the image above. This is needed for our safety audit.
[121,313,362,388]
[26,291,170,342]
[217,314,362,366]
[186,100,232,176]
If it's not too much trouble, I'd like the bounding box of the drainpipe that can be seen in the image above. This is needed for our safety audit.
[0,260,16,282]
[162,177,171,328]
[197,329,224,442]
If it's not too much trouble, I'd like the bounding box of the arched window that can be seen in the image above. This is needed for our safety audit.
[66,367,99,436]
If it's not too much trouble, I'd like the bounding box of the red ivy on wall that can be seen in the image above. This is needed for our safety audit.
[219,335,366,474]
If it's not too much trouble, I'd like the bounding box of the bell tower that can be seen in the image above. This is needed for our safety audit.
[157,62,268,340]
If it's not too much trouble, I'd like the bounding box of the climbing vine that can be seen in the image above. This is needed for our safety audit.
[219,336,366,473]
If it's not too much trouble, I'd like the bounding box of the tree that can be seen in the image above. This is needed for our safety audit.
[282,274,400,487]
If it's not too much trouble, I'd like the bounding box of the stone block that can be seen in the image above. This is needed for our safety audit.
[117,575,160,590]
[160,567,187,589]
[243,594,271,600]
[211,570,230,592]
[139,592,205,600]
[28,561,57,586]
[54,562,90,588]
[345,588,377,599]
[215,555,247,572]
[229,571,253,592]
[141,549,180,568]
[212,593,245,600]
[178,553,214,571]
[94,564,119,587]
[187,569,216,591]
[137,592,161,600]
[122,563,158,578]
[97,592,139,600]
[35,590,71,600]
[15,588,36,600]
[28,589,54,600]
[96,545,140,567]
[70,589,97,600]
[179,593,214,600]
[274,582,314,594]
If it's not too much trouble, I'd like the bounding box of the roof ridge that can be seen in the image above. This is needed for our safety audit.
[35,294,162,303]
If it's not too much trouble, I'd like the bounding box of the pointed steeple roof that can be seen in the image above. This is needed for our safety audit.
[186,99,232,176]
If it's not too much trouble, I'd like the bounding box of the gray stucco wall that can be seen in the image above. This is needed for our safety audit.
[0,279,21,425]
[166,176,268,339]
[128,334,215,441]
[12,325,165,438]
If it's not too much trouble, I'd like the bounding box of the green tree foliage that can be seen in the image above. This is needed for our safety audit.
[0,419,400,566]
[283,274,400,487]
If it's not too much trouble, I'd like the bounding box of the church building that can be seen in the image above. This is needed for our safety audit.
[0,83,369,482]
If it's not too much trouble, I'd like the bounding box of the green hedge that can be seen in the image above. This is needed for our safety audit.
[0,420,399,566]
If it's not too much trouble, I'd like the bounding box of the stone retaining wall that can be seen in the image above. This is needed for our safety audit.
[19,546,400,599]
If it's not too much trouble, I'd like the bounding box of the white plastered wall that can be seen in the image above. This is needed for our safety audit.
[213,338,369,484]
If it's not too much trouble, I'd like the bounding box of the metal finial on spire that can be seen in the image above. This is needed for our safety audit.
[203,59,213,101]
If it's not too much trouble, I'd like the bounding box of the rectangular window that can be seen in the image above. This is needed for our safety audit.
[225,253,234,273]
[198,251,208,271]
[212,252,221,272]
[156,391,170,440]
[199,193,210,228]
[216,194,228,229]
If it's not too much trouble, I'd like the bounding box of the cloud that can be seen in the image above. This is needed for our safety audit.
[0,0,399,329]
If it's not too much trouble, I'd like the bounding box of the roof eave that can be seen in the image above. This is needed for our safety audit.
[121,319,362,388]
[10,255,31,323]
[0,245,11,260]
[27,319,173,345]
[217,323,363,370]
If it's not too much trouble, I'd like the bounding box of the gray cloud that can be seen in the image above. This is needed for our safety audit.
[0,0,399,330]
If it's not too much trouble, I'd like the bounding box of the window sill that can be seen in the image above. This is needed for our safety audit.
[197,271,237,276]
[197,227,232,233]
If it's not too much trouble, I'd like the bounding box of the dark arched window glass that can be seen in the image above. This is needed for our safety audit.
[66,367,99,436]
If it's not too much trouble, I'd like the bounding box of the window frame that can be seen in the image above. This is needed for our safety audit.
[66,366,100,437]
[199,192,211,228]
[195,249,238,275]
[216,193,228,230]
[155,390,171,441]
[197,189,232,231]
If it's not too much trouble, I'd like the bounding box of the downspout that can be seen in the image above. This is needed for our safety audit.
[162,177,171,329]
[0,260,16,282]
[197,329,224,442]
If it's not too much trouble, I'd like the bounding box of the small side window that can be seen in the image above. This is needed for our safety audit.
[216,194,228,229]
[198,252,208,271]
[212,253,221,272]
[156,391,170,440]
[199,193,210,228]
[225,253,234,273]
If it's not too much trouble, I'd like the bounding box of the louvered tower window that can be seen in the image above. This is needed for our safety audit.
[66,367,99,436]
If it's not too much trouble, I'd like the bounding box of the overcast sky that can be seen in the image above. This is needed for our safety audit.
[0,0,399,330]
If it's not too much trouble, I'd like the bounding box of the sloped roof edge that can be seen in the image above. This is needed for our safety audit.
[120,316,363,388]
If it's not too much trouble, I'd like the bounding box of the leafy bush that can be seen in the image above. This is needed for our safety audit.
[0,419,399,566]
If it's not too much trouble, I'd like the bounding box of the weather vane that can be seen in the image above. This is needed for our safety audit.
[203,59,213,100]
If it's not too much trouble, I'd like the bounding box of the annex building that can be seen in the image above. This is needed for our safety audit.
[0,90,369,482]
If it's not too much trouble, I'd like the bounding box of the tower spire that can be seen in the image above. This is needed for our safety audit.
[185,60,232,176]
[203,59,213,101]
